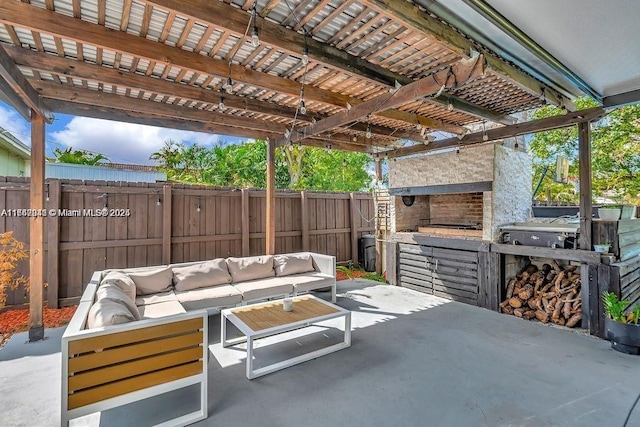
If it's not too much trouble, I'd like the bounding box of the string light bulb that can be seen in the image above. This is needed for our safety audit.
[251,25,260,48]
[366,124,372,139]
[218,96,226,111]
[327,144,332,154]
[157,197,162,206]
[342,158,347,168]
[447,100,454,111]
[301,46,309,66]
[514,141,520,151]
[482,121,488,141]
[284,128,291,139]
[222,77,233,93]
[299,99,307,115]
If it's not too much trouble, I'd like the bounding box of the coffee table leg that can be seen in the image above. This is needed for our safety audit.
[221,313,228,347]
[344,312,352,346]
[246,336,254,379]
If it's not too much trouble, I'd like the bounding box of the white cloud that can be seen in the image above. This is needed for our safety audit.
[0,103,30,145]
[50,117,247,165]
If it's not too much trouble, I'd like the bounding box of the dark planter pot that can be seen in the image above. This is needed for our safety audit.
[604,317,640,355]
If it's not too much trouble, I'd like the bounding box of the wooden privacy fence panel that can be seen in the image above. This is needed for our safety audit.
[0,178,373,308]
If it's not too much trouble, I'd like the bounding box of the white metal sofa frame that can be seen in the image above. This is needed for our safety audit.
[61,275,208,427]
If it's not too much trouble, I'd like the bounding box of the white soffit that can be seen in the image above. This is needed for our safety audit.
[423,0,640,104]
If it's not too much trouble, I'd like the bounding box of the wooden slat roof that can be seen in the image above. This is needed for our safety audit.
[0,0,571,153]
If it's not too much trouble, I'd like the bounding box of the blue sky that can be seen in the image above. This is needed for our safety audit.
[0,101,250,165]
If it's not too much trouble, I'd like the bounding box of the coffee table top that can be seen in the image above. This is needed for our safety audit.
[225,295,342,333]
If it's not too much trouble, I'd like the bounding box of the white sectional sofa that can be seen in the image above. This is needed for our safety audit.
[61,252,336,426]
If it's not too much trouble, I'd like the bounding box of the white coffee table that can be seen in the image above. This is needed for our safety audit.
[221,295,351,379]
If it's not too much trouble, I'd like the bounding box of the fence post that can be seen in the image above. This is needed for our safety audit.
[46,179,60,308]
[241,189,250,256]
[162,185,172,265]
[300,191,309,251]
[350,193,358,265]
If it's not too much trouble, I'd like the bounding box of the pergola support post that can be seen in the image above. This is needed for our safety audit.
[265,139,276,255]
[578,121,592,251]
[29,110,45,342]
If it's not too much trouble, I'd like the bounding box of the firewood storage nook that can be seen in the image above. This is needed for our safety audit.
[384,141,640,339]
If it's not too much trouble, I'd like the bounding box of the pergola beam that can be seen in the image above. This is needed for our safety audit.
[10,47,424,142]
[143,0,508,125]
[386,107,606,158]
[43,97,375,153]
[0,1,460,134]
[279,55,485,146]
[0,45,52,122]
[361,0,575,111]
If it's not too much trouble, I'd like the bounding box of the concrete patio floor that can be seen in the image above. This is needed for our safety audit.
[1,279,639,427]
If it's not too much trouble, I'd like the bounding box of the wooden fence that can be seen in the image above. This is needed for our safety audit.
[0,177,374,308]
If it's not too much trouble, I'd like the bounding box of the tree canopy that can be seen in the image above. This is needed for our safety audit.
[151,140,373,191]
[528,98,640,204]
[50,147,109,165]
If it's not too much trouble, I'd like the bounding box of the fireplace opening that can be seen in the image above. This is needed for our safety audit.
[394,192,484,238]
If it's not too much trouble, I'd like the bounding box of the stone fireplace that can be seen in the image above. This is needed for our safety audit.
[388,142,532,241]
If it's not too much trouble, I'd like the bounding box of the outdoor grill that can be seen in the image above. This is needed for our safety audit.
[499,223,580,249]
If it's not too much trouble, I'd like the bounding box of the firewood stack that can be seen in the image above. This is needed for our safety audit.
[499,261,582,328]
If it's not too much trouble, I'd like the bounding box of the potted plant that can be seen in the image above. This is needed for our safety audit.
[602,292,640,355]
[598,205,621,221]
[593,243,611,253]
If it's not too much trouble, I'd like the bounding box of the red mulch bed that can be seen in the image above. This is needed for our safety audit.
[336,270,369,281]
[0,306,77,348]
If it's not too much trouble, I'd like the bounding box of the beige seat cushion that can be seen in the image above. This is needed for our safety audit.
[87,299,137,329]
[232,277,293,302]
[138,300,186,319]
[173,259,232,291]
[287,272,335,293]
[274,254,315,276]
[135,290,178,306]
[96,283,141,320]
[100,271,137,301]
[175,285,242,310]
[128,267,174,296]
[227,255,275,282]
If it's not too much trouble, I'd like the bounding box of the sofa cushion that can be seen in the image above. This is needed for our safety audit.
[128,267,174,296]
[135,290,178,306]
[100,271,137,302]
[173,259,232,291]
[87,298,137,329]
[274,254,315,276]
[175,285,242,311]
[232,277,293,302]
[138,300,186,319]
[286,272,335,293]
[227,255,275,282]
[97,283,142,320]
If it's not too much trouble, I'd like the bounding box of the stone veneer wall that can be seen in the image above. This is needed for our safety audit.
[389,142,531,241]
[389,144,495,187]
[491,143,532,240]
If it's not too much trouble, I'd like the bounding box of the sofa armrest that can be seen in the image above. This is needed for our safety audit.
[309,253,336,277]
[62,310,208,426]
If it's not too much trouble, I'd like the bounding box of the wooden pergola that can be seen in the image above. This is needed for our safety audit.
[0,0,616,340]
